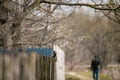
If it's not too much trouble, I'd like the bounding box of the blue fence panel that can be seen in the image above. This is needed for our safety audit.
[0,48,53,56]
[26,48,53,57]
[0,48,7,54]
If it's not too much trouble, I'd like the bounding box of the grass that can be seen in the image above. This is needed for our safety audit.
[65,74,80,80]
[76,71,91,78]
[66,65,120,80]
[99,73,111,80]
[65,71,111,80]
[76,70,111,80]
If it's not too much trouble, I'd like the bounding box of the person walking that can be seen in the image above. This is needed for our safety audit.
[91,56,100,80]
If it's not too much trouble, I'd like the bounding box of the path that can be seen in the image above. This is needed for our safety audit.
[66,72,93,80]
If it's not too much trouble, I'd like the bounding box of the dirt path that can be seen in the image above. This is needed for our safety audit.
[66,72,93,80]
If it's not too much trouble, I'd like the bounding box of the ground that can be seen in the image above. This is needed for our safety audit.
[65,71,111,80]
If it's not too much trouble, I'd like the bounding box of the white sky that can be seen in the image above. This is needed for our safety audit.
[53,0,109,16]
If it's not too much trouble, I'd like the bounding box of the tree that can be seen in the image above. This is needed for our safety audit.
[107,20,120,63]
[0,0,119,49]
[81,15,114,69]
[102,0,120,24]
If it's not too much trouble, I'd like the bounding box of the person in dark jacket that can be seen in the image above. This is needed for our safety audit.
[91,56,100,80]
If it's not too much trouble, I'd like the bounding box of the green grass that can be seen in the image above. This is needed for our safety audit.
[99,73,111,80]
[76,71,111,80]
[76,71,91,78]
[65,74,80,80]
[65,71,111,80]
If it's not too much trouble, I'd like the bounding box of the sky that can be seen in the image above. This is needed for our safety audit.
[53,0,109,16]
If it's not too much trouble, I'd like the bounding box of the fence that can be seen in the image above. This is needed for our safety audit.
[0,48,56,80]
[36,55,56,80]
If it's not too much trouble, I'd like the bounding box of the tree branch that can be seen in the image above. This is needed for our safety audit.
[41,1,118,11]
[24,0,42,13]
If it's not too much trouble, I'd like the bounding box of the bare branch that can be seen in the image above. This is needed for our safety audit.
[25,0,42,13]
[41,1,118,11]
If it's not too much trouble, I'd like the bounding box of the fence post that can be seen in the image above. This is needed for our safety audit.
[51,57,55,80]
[0,55,2,80]
[54,45,65,80]
[2,55,5,80]
[35,55,40,80]
[19,55,25,80]
[47,57,50,80]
